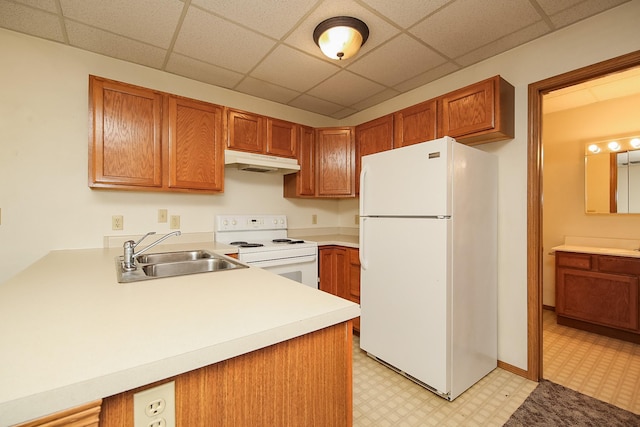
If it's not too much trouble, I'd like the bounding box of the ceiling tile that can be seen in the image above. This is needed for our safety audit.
[536,0,584,15]
[60,0,184,48]
[348,34,447,87]
[0,1,65,42]
[173,7,276,74]
[165,53,245,89]
[283,0,401,64]
[548,0,630,28]
[191,0,317,39]
[411,0,541,58]
[288,94,344,116]
[234,77,301,104]
[455,20,550,67]
[250,45,340,92]
[66,21,167,68]
[331,107,358,119]
[360,0,454,28]
[350,88,401,111]
[307,71,386,106]
[13,0,59,13]
[393,61,460,92]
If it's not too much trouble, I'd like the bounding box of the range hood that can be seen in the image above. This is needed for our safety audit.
[224,149,301,174]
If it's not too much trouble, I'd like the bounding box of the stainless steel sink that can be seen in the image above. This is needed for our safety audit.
[116,250,247,283]
[135,250,214,264]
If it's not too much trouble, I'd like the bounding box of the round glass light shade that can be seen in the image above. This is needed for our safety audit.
[588,144,601,153]
[317,26,363,60]
[608,141,621,151]
[313,16,369,61]
[630,138,640,149]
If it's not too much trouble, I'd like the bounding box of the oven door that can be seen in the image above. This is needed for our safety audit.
[243,255,318,289]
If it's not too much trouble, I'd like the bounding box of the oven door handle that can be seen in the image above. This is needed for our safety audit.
[245,255,317,268]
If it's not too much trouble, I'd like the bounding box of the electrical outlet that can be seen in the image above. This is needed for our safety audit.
[158,209,168,223]
[312,214,317,225]
[133,381,175,427]
[112,215,123,231]
[170,215,180,229]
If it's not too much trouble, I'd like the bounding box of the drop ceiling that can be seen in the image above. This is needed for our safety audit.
[0,0,631,119]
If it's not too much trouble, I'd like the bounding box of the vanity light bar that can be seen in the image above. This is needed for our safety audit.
[584,135,640,155]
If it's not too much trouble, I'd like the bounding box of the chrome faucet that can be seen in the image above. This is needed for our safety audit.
[122,231,181,270]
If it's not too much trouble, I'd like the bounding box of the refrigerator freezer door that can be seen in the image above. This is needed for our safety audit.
[359,216,451,395]
[359,136,453,217]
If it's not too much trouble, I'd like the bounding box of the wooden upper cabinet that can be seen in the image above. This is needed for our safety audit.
[266,118,297,158]
[89,75,225,193]
[227,109,265,153]
[316,127,355,197]
[437,75,514,145]
[393,99,437,148]
[284,125,315,197]
[355,115,393,194]
[89,76,163,188]
[167,96,225,192]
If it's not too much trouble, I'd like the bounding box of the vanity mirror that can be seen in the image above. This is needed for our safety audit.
[585,134,640,214]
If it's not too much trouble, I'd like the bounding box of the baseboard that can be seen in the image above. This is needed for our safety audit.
[497,360,531,380]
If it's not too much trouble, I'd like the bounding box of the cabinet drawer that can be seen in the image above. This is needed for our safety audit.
[599,255,640,275]
[556,251,593,270]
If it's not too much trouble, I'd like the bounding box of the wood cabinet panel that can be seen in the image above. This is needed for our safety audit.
[100,323,352,427]
[556,268,639,331]
[347,248,361,332]
[316,127,355,197]
[16,399,102,427]
[266,118,297,158]
[598,255,640,275]
[167,96,224,192]
[393,99,437,148]
[89,76,162,188]
[556,251,593,270]
[437,75,514,145]
[355,115,393,194]
[283,125,315,197]
[320,246,349,299]
[227,109,265,153]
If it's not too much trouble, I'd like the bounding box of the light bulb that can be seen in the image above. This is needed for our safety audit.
[608,141,621,151]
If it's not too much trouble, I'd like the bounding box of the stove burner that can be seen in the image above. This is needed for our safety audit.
[273,239,292,243]
[229,241,264,248]
[289,240,305,244]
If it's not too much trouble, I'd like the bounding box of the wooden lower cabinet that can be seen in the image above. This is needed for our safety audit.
[99,322,353,426]
[555,251,640,342]
[16,400,102,427]
[320,246,361,332]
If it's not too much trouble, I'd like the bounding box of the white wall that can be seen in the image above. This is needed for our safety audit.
[1,0,640,372]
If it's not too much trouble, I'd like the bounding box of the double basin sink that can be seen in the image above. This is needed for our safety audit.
[116,249,247,283]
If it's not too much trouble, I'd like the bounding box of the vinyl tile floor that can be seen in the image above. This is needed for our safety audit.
[352,335,537,426]
[352,310,640,425]
[542,308,640,414]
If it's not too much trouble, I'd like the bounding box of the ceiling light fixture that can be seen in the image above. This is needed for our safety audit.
[631,138,640,149]
[608,141,621,151]
[313,16,369,60]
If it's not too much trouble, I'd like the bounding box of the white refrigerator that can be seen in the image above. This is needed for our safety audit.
[359,136,498,401]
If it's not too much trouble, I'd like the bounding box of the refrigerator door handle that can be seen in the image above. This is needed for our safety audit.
[359,166,367,214]
[359,217,368,270]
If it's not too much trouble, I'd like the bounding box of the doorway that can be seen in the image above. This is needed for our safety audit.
[528,50,640,382]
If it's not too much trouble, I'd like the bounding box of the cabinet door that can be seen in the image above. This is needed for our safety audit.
[347,248,361,332]
[437,75,514,145]
[556,268,639,331]
[284,125,315,197]
[393,99,437,148]
[89,76,163,188]
[167,96,225,192]
[319,246,348,299]
[227,109,265,153]
[316,128,355,197]
[266,118,297,158]
[355,115,393,194]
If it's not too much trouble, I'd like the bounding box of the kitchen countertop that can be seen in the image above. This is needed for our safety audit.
[552,244,640,258]
[0,242,360,426]
[294,234,359,249]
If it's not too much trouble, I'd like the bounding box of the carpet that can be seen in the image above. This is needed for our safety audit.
[503,380,640,426]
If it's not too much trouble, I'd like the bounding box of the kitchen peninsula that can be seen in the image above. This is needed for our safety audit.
[0,242,360,426]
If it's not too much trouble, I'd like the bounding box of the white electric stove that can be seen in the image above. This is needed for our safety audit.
[214,215,318,288]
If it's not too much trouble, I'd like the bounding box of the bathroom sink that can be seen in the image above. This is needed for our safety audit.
[116,250,247,283]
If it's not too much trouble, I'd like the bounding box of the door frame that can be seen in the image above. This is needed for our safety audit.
[527,49,640,381]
